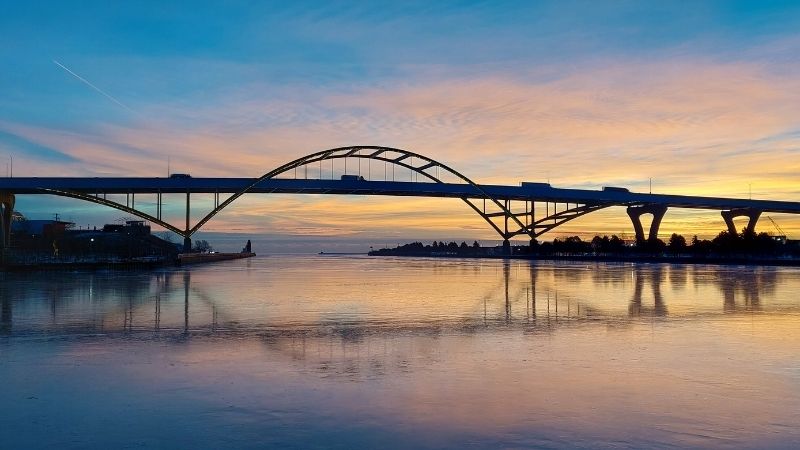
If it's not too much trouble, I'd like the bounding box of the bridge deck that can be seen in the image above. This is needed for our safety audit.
[1,177,799,213]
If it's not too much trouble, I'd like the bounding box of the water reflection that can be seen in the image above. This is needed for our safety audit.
[628,266,666,317]
[0,259,795,339]
[4,258,791,387]
[1,294,10,334]
[717,267,777,312]
[2,257,800,448]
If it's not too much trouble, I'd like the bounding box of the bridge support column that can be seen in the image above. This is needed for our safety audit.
[721,208,761,235]
[183,191,191,253]
[502,239,511,255]
[0,192,15,250]
[626,204,668,243]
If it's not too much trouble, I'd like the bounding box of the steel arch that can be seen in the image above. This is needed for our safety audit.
[188,146,531,240]
[39,188,185,236]
[33,147,616,243]
[525,203,613,238]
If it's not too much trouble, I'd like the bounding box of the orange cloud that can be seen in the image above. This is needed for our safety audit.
[3,55,800,239]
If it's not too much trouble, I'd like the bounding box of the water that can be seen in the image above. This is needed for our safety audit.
[2,256,800,449]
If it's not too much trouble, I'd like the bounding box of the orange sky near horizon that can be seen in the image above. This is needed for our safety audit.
[2,4,799,242]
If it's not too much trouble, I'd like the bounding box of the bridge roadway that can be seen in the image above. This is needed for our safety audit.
[1,177,800,213]
[1,176,799,252]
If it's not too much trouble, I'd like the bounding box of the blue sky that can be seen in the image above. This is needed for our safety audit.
[2,1,800,241]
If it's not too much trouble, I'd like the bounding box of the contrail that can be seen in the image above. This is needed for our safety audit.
[52,59,134,112]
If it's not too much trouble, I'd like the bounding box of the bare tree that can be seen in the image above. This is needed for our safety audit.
[193,240,213,253]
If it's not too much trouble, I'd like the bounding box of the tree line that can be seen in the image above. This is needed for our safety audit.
[369,240,482,256]
[370,228,797,258]
[536,228,794,257]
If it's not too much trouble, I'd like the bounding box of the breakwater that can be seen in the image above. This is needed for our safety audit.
[178,252,256,265]
[1,252,256,271]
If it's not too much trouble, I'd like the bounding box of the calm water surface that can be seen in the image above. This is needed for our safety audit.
[2,256,800,449]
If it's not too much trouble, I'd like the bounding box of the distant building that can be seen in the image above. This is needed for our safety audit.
[12,217,74,238]
[102,220,151,235]
[101,224,125,233]
[8,212,177,259]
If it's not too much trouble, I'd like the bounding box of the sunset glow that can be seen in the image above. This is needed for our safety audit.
[2,2,799,240]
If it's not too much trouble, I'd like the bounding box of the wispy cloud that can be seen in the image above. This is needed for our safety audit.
[4,43,800,239]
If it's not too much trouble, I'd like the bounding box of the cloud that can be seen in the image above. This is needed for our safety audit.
[4,49,800,238]
[0,129,81,164]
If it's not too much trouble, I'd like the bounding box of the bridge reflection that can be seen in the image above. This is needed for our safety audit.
[0,262,791,338]
[628,266,667,317]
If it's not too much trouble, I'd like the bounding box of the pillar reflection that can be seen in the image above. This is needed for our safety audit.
[718,268,776,312]
[1,292,10,334]
[629,267,667,317]
[183,270,190,334]
[0,260,793,339]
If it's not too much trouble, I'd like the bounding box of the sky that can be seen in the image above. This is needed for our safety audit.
[2,0,800,245]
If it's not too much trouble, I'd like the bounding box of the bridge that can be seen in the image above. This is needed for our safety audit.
[0,145,798,253]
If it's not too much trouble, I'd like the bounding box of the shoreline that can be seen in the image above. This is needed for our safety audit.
[369,252,800,267]
[0,258,168,271]
[1,252,256,271]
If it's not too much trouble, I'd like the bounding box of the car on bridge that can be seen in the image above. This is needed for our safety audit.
[340,175,366,181]
[169,173,192,179]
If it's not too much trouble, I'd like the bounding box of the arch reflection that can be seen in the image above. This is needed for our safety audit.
[0,260,795,342]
